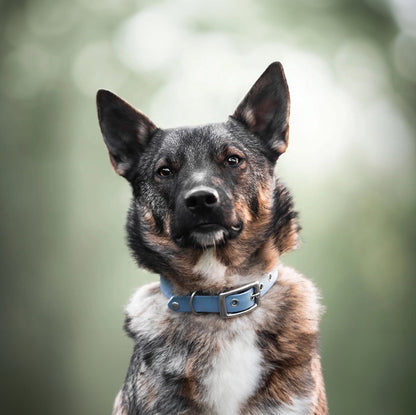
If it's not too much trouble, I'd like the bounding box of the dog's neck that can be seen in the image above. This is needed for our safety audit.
[160,268,278,318]
[167,242,280,295]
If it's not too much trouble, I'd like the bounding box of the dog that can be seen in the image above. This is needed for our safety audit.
[97,62,328,415]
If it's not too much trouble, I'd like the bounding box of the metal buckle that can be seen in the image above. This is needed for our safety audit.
[189,291,199,315]
[218,281,261,319]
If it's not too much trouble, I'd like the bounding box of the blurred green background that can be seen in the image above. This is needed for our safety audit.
[1,0,415,414]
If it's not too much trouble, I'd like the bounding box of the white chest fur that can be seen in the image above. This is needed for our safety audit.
[202,328,263,415]
[193,249,227,283]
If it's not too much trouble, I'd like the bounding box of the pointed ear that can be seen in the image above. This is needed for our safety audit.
[232,62,290,162]
[96,90,157,178]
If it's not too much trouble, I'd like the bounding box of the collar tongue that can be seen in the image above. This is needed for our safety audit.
[160,269,278,319]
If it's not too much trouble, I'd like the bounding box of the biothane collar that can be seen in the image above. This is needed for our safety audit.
[160,269,278,319]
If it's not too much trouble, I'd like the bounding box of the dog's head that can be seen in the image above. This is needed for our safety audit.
[97,62,298,286]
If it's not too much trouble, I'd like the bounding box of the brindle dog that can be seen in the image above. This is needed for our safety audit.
[97,62,328,415]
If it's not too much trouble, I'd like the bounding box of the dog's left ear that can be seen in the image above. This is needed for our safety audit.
[232,62,290,162]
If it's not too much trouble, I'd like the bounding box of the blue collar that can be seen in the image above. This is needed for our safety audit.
[160,269,278,319]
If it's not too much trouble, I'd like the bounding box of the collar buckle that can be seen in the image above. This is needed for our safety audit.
[218,281,261,319]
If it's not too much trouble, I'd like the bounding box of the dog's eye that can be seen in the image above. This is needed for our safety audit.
[225,155,242,167]
[158,167,174,176]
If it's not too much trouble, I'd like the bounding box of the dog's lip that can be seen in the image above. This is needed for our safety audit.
[193,223,227,233]
[191,222,243,236]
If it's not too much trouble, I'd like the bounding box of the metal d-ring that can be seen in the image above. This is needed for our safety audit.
[189,291,199,315]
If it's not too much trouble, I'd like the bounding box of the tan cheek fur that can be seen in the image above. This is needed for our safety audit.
[214,181,275,274]
[140,206,205,289]
[274,181,300,254]
[256,238,280,272]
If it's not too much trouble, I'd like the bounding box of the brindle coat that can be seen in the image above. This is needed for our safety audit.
[97,62,328,414]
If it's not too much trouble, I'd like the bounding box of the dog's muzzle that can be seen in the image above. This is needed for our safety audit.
[171,185,242,248]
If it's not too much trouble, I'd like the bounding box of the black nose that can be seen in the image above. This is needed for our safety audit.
[184,186,219,212]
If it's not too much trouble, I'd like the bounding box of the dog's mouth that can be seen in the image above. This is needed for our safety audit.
[194,224,227,233]
[174,222,243,249]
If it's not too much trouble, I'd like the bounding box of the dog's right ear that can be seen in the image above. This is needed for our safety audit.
[96,90,157,178]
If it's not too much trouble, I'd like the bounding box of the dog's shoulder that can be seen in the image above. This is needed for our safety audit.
[257,264,324,371]
[244,266,325,412]
[258,264,324,341]
[274,264,324,329]
[123,281,167,339]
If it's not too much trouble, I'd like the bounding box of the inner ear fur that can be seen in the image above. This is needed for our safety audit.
[96,89,157,178]
[232,62,290,162]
